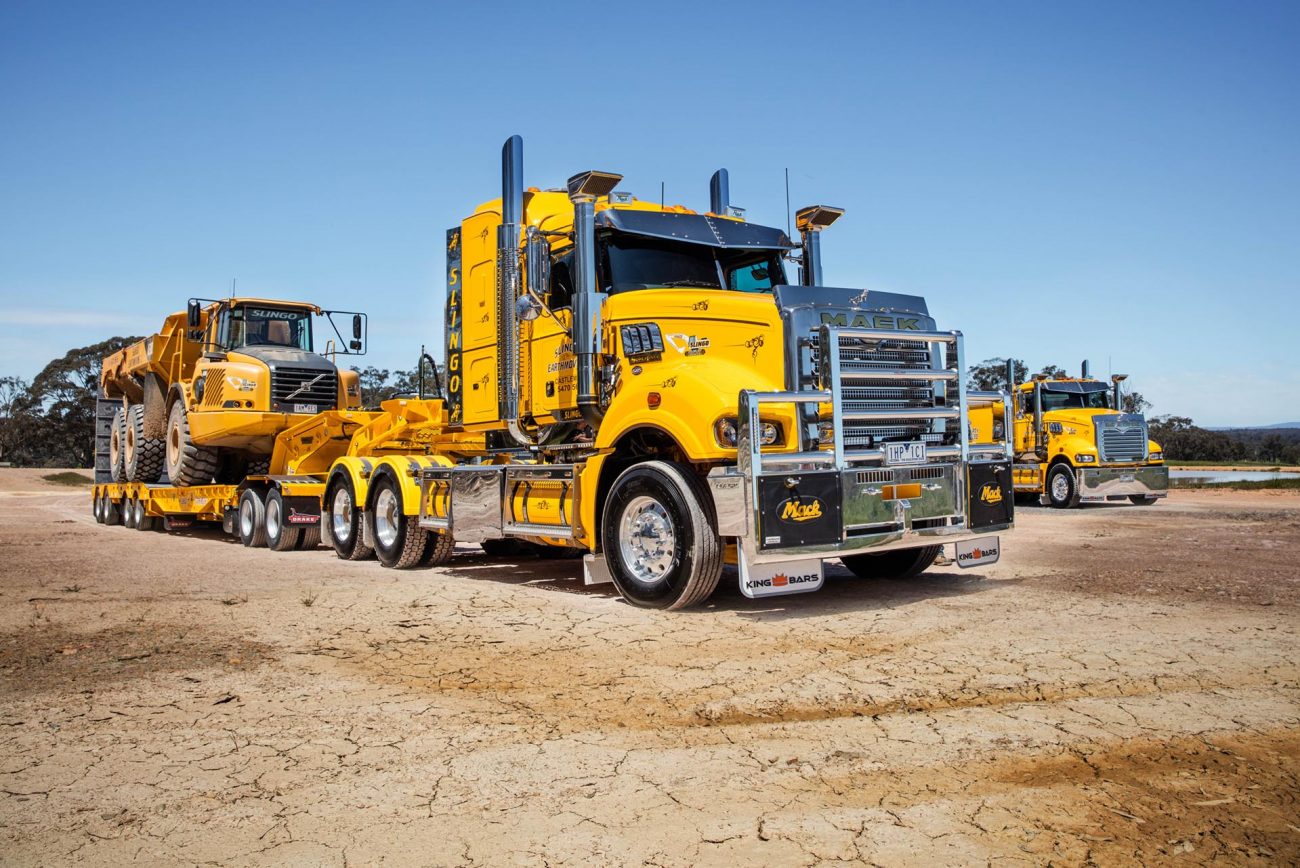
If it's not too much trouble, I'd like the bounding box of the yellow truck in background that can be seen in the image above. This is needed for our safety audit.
[93,135,1015,610]
[1004,360,1168,508]
[99,298,366,485]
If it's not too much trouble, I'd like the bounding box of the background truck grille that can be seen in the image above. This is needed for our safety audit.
[1096,414,1148,463]
[271,367,338,411]
[812,334,951,447]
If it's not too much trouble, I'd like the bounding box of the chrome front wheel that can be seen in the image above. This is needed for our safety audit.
[617,496,676,586]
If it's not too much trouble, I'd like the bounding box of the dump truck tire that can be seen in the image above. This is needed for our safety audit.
[125,405,165,483]
[247,457,271,476]
[110,409,126,482]
[166,402,219,487]
[237,489,268,548]
[369,474,429,569]
[325,477,373,560]
[840,545,941,580]
[1046,463,1080,509]
[265,489,302,552]
[601,460,723,610]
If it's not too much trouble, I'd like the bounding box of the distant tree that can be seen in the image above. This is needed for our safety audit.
[1037,364,1068,380]
[0,375,33,463]
[353,357,445,408]
[1122,391,1151,415]
[967,358,1026,392]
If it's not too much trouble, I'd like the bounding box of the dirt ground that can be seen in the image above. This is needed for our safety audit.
[1,468,1297,866]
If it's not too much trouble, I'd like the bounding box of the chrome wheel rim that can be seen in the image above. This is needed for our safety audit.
[374,488,399,549]
[135,499,145,527]
[266,497,282,540]
[1051,472,1071,501]
[618,495,676,585]
[331,487,353,543]
[240,497,256,538]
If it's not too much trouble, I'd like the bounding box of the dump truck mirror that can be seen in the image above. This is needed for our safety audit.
[349,340,362,351]
[352,314,362,340]
[187,300,201,329]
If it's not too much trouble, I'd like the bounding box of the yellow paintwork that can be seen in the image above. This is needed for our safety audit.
[1012,379,1164,493]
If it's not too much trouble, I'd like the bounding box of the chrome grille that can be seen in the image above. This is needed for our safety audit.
[813,333,949,446]
[1096,414,1147,463]
[271,367,338,411]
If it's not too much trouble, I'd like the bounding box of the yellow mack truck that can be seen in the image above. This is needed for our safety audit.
[1005,360,1168,508]
[98,297,366,485]
[93,135,1015,610]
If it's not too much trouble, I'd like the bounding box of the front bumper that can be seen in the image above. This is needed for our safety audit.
[1076,465,1169,502]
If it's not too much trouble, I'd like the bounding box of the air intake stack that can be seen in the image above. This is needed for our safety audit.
[709,169,729,215]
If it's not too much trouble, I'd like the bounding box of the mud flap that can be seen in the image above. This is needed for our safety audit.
[967,461,1013,529]
[738,551,825,598]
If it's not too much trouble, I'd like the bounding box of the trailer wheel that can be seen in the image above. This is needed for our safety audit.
[104,496,122,526]
[124,405,165,483]
[325,477,373,560]
[123,496,139,529]
[1046,463,1080,509]
[110,409,127,483]
[237,489,268,548]
[166,402,219,487]
[264,490,302,551]
[369,475,429,569]
[133,497,156,532]
[92,493,104,523]
[601,460,722,610]
[297,525,322,550]
[840,545,941,580]
[1129,495,1159,506]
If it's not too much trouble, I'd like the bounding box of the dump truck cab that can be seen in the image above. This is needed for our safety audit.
[1009,363,1168,508]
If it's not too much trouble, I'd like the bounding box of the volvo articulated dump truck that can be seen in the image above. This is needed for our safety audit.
[92,136,1014,609]
[99,297,367,485]
[1006,360,1168,508]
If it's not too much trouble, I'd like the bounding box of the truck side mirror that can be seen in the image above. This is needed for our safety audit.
[352,314,362,340]
[349,340,362,351]
[187,300,201,329]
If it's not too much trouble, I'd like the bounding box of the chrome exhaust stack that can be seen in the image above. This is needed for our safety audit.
[567,169,622,427]
[709,169,729,214]
[1005,359,1017,413]
[1081,359,1090,379]
[794,205,845,287]
[497,135,530,445]
[1111,373,1128,411]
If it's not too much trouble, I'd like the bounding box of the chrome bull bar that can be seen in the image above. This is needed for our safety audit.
[714,326,1013,566]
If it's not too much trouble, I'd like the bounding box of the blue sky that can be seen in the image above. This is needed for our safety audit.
[2,0,1296,425]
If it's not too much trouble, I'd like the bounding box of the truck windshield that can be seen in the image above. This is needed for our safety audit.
[1041,387,1111,411]
[229,307,313,351]
[600,235,786,294]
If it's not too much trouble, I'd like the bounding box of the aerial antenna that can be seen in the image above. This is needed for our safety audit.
[231,278,237,295]
[784,168,792,238]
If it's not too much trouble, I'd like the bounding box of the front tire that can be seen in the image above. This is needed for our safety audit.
[1129,494,1159,506]
[265,489,302,551]
[1047,463,1080,509]
[124,405,165,483]
[165,402,218,487]
[369,474,431,569]
[237,489,268,548]
[325,476,373,560]
[601,460,722,610]
[840,545,941,580]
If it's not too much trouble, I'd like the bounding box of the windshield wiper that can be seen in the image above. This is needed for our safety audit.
[656,280,719,288]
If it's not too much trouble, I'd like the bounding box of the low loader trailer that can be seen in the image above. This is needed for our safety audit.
[92,136,1015,609]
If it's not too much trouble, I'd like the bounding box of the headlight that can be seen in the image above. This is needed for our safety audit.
[714,418,779,447]
[1076,454,1096,463]
[1149,451,1163,461]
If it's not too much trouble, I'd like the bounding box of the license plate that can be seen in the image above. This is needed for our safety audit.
[293,403,318,414]
[885,442,927,465]
[955,536,1000,568]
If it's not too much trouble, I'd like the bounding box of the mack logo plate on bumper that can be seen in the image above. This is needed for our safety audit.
[738,555,824,599]
[955,536,1000,568]
[885,442,927,465]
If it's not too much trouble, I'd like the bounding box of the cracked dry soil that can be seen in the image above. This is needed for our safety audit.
[0,470,1297,865]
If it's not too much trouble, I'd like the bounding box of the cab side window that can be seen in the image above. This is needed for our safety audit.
[549,251,575,310]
